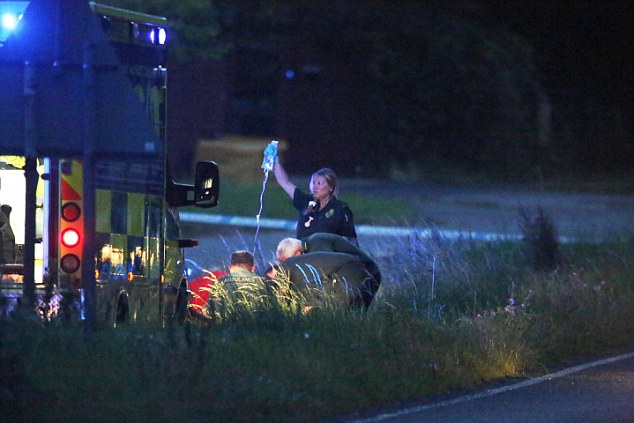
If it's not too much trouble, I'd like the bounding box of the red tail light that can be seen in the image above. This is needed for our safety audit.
[61,228,80,248]
[61,202,81,222]
[60,254,81,274]
[60,199,83,275]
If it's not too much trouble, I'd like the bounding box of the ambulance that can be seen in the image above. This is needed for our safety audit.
[0,1,219,326]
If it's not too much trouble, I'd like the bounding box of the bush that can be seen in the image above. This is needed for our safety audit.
[518,206,560,271]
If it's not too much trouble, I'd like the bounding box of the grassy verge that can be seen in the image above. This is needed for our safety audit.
[3,234,634,422]
[185,180,418,225]
[390,164,634,195]
[186,171,634,231]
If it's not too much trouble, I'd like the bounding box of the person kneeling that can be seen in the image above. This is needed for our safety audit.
[274,234,381,310]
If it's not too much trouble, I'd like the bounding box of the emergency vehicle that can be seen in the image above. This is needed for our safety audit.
[0,1,219,326]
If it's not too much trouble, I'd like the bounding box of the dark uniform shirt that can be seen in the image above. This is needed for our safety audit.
[292,188,357,241]
[280,233,382,309]
[205,267,269,318]
[216,267,266,295]
[302,233,371,261]
[299,233,381,308]
[281,252,367,308]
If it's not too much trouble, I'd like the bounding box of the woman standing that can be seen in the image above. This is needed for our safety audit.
[270,155,358,246]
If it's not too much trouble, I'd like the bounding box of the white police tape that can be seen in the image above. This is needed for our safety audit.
[179,212,528,242]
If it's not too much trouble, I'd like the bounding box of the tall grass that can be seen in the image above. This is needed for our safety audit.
[2,234,634,422]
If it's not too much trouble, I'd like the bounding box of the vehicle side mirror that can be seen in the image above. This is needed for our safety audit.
[178,239,199,248]
[194,161,219,208]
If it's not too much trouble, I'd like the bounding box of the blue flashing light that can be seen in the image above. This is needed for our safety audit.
[2,13,19,30]
[0,2,29,43]
[285,69,295,79]
[157,27,166,45]
[148,27,166,45]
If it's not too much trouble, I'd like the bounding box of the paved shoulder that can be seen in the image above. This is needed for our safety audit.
[347,352,634,423]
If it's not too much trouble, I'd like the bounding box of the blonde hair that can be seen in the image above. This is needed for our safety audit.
[309,168,339,197]
[276,238,303,262]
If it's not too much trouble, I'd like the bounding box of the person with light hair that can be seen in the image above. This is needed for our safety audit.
[263,143,358,245]
[273,233,381,309]
[275,237,303,262]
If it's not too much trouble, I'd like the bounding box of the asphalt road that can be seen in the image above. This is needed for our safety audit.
[339,179,634,241]
[345,352,634,423]
[181,181,634,271]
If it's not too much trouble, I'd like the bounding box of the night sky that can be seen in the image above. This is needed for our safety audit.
[481,1,634,108]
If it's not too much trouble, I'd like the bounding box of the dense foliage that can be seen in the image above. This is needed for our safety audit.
[99,0,633,179]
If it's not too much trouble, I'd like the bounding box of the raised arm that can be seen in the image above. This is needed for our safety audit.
[273,161,296,199]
